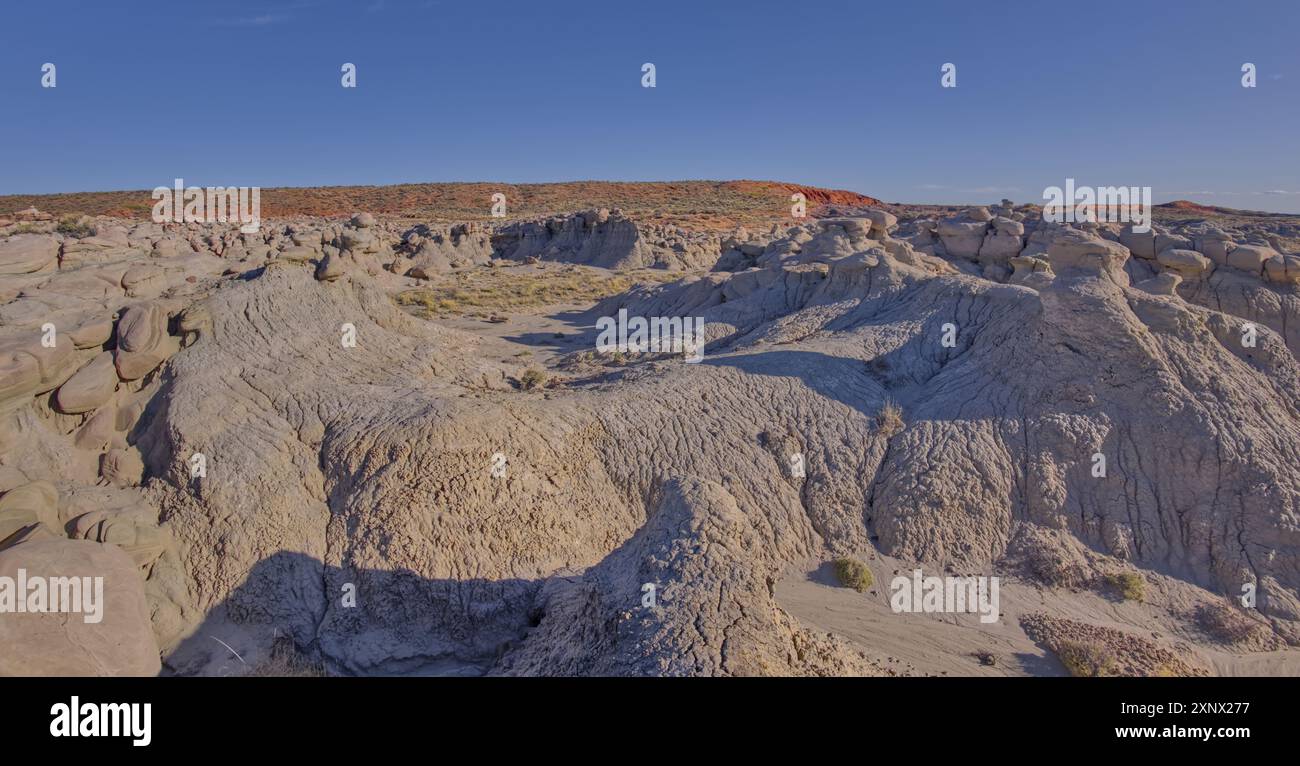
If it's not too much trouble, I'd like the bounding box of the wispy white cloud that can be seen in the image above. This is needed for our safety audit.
[1161,189,1300,198]
[918,183,1021,194]
[211,1,314,27]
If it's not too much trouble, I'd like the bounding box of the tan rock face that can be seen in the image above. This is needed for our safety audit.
[0,481,60,545]
[1047,229,1130,284]
[69,317,114,349]
[0,537,160,676]
[55,351,118,414]
[1157,247,1212,278]
[1264,254,1300,285]
[278,245,317,263]
[0,332,81,408]
[1196,232,1234,264]
[114,303,178,380]
[314,251,345,281]
[101,448,145,488]
[1120,225,1156,259]
[0,349,42,408]
[0,234,60,276]
[74,405,118,451]
[121,264,167,297]
[1226,243,1277,273]
[937,217,989,259]
[116,303,167,353]
[1136,271,1182,296]
[68,506,171,568]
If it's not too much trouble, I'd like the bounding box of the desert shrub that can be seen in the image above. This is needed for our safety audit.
[394,290,460,317]
[245,635,326,677]
[866,356,890,372]
[876,401,904,437]
[1195,602,1261,645]
[833,557,873,592]
[519,367,547,390]
[55,215,96,239]
[1105,571,1146,602]
[1020,544,1092,588]
[1056,640,1117,677]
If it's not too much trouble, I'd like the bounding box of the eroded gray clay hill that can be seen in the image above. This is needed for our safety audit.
[1,194,1298,676]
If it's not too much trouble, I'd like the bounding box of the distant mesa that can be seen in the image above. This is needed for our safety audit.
[1156,199,1223,215]
[0,180,882,228]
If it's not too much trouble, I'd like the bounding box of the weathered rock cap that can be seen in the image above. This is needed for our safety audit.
[1046,228,1130,284]
[0,234,60,276]
[1264,254,1300,285]
[1157,248,1213,279]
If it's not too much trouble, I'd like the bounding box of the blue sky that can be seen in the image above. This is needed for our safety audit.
[1,0,1297,211]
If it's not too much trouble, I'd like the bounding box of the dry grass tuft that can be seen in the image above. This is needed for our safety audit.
[395,266,678,318]
[876,400,905,437]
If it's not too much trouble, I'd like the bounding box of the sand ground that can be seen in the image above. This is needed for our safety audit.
[776,554,1300,677]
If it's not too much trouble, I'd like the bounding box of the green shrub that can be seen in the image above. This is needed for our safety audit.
[55,215,96,239]
[833,557,873,592]
[1056,640,1117,677]
[519,367,547,390]
[1106,571,1146,602]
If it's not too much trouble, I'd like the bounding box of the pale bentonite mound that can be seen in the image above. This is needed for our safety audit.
[1,198,1298,676]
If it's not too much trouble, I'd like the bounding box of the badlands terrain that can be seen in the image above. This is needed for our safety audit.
[1,181,1299,676]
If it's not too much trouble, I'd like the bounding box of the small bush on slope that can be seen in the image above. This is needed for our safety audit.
[1105,571,1146,602]
[55,215,96,239]
[519,368,547,390]
[876,401,904,437]
[833,557,873,592]
[1057,640,1117,677]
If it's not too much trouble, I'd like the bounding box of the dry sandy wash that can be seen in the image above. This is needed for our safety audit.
[1,184,1299,677]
